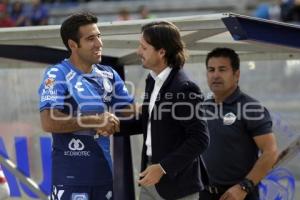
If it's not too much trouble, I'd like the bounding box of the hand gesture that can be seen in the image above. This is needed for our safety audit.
[95,112,120,136]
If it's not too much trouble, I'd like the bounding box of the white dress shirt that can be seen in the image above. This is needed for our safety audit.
[146,67,172,157]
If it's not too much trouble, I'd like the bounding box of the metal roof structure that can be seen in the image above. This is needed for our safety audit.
[1,13,300,66]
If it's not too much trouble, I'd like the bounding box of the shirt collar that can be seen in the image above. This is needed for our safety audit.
[223,87,242,104]
[64,59,95,75]
[150,67,172,83]
[207,87,242,104]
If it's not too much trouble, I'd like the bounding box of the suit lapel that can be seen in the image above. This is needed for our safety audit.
[141,68,179,121]
[142,74,155,123]
[144,74,155,103]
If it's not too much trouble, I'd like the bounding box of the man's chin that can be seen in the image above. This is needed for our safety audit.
[95,58,101,64]
[210,86,223,93]
[142,64,150,69]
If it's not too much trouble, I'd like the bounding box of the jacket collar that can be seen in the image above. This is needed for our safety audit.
[158,67,180,94]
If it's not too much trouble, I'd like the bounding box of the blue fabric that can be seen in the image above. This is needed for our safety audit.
[38,59,133,186]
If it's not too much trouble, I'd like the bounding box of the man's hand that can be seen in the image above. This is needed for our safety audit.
[138,164,164,186]
[219,184,247,200]
[95,112,120,136]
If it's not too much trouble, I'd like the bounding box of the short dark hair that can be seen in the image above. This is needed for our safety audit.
[60,12,98,52]
[141,21,187,68]
[206,47,240,71]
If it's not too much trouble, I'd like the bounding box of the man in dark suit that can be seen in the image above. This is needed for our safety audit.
[119,21,209,200]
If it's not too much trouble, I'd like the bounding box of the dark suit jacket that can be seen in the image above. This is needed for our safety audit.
[119,68,209,200]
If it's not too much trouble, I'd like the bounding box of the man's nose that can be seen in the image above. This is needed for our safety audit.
[212,70,221,78]
[95,37,103,48]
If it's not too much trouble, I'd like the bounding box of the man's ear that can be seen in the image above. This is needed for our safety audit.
[68,39,78,50]
[158,48,166,58]
[234,69,240,83]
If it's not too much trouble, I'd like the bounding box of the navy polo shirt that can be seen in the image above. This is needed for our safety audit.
[203,87,272,186]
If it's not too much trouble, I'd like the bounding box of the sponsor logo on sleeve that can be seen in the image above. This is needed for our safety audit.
[41,88,58,102]
[44,77,55,89]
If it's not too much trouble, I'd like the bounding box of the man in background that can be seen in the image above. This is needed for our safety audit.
[201,47,278,200]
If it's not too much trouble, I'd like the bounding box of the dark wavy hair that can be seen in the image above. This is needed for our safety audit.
[141,21,187,68]
[206,47,240,72]
[60,12,98,52]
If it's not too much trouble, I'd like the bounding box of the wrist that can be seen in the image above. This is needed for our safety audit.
[239,178,255,194]
[96,114,104,124]
[80,115,103,129]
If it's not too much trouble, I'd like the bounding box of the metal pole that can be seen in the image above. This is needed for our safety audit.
[273,135,300,168]
[0,154,48,200]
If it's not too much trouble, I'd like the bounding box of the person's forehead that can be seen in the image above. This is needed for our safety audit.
[208,57,231,66]
[209,56,230,62]
[139,35,149,45]
[78,24,100,36]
